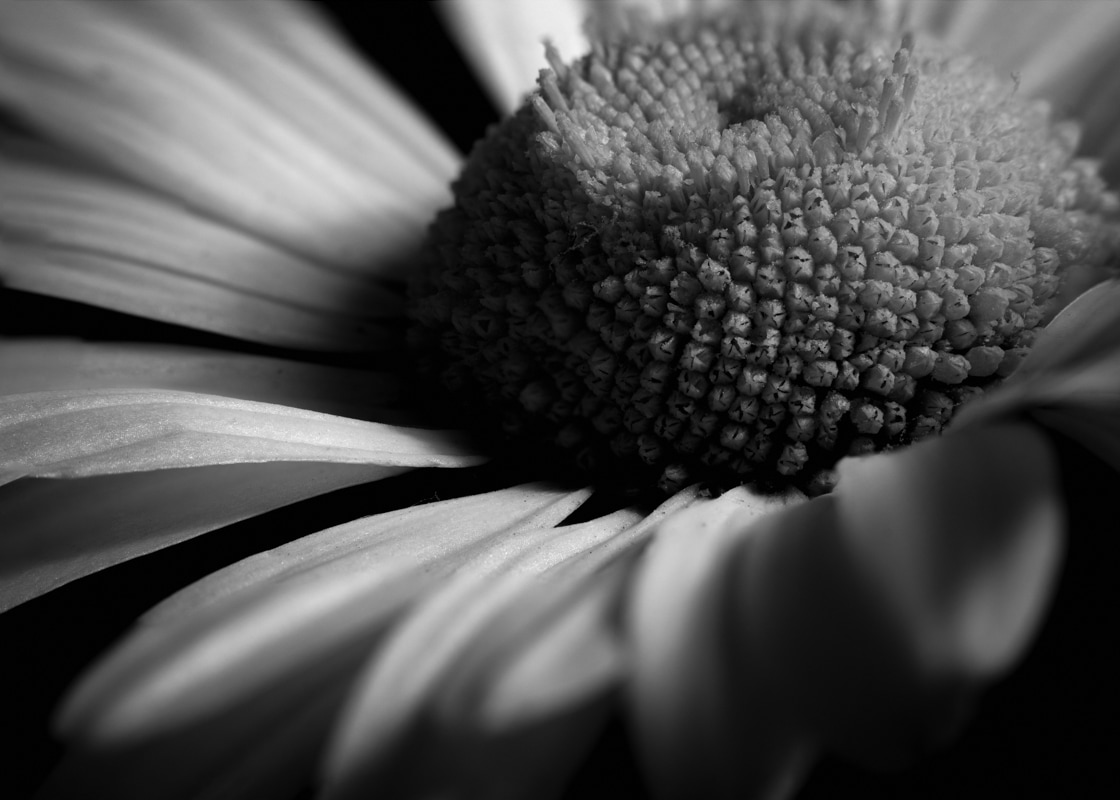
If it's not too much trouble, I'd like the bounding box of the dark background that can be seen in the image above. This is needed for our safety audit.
[2,3,1116,798]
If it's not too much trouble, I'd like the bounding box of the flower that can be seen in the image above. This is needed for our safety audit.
[2,1,1119,798]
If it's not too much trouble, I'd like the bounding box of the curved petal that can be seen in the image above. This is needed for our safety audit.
[0,0,458,273]
[726,422,1063,768]
[0,339,404,422]
[956,280,1120,470]
[436,0,589,115]
[627,486,811,800]
[0,461,399,612]
[321,487,700,799]
[46,486,588,800]
[0,388,482,481]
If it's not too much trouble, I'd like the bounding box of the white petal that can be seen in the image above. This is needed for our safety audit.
[436,0,589,115]
[3,149,402,350]
[58,485,587,741]
[729,422,1063,768]
[0,461,400,612]
[0,389,482,480]
[0,0,458,273]
[0,339,404,421]
[627,486,811,800]
[321,497,684,799]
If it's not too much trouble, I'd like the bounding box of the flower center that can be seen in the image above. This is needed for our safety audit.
[409,4,1119,494]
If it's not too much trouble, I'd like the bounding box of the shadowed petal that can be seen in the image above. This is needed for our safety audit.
[321,488,700,799]
[0,388,482,481]
[2,149,401,350]
[957,280,1120,470]
[627,487,810,800]
[0,0,458,272]
[45,486,588,799]
[0,462,400,612]
[727,422,1063,768]
[0,339,404,422]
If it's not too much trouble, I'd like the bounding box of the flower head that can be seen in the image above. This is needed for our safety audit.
[2,2,1120,799]
[411,2,1118,493]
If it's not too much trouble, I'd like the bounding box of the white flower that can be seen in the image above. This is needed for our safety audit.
[2,2,1119,798]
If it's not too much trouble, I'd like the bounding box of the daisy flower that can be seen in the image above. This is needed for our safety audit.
[2,1,1120,798]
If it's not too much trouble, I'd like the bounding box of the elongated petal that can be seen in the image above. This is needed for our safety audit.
[48,486,587,800]
[436,0,588,115]
[627,487,810,800]
[2,151,401,350]
[0,0,458,272]
[727,422,1063,768]
[0,461,399,612]
[321,487,701,799]
[0,388,481,481]
[0,339,404,421]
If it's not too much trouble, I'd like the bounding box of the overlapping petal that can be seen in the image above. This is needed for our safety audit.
[322,488,700,799]
[44,485,589,799]
[2,146,401,350]
[626,421,1064,797]
[0,0,458,273]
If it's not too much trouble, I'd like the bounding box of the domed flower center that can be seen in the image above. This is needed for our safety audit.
[410,4,1119,494]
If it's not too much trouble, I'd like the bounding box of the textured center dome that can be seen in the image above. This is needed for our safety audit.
[410,4,1119,494]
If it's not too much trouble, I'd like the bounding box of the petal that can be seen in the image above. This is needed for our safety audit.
[321,487,701,799]
[0,0,458,273]
[2,149,401,350]
[0,339,404,421]
[0,462,399,612]
[956,280,1120,469]
[728,422,1063,768]
[0,388,482,480]
[436,0,589,115]
[48,485,588,799]
[627,486,811,800]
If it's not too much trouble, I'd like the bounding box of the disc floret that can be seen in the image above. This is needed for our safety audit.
[410,4,1120,493]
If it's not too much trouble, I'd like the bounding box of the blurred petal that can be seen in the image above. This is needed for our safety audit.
[0,0,458,273]
[436,0,588,115]
[628,487,810,800]
[957,280,1120,470]
[0,339,404,421]
[0,461,398,612]
[2,149,400,350]
[0,150,403,349]
[47,486,587,799]
[321,488,700,799]
[728,422,1063,768]
[904,0,1120,178]
[0,389,481,480]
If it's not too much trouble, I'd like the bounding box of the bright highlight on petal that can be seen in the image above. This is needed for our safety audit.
[322,487,699,799]
[436,0,589,115]
[47,486,589,799]
[0,0,459,273]
[0,389,483,481]
[3,147,401,350]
